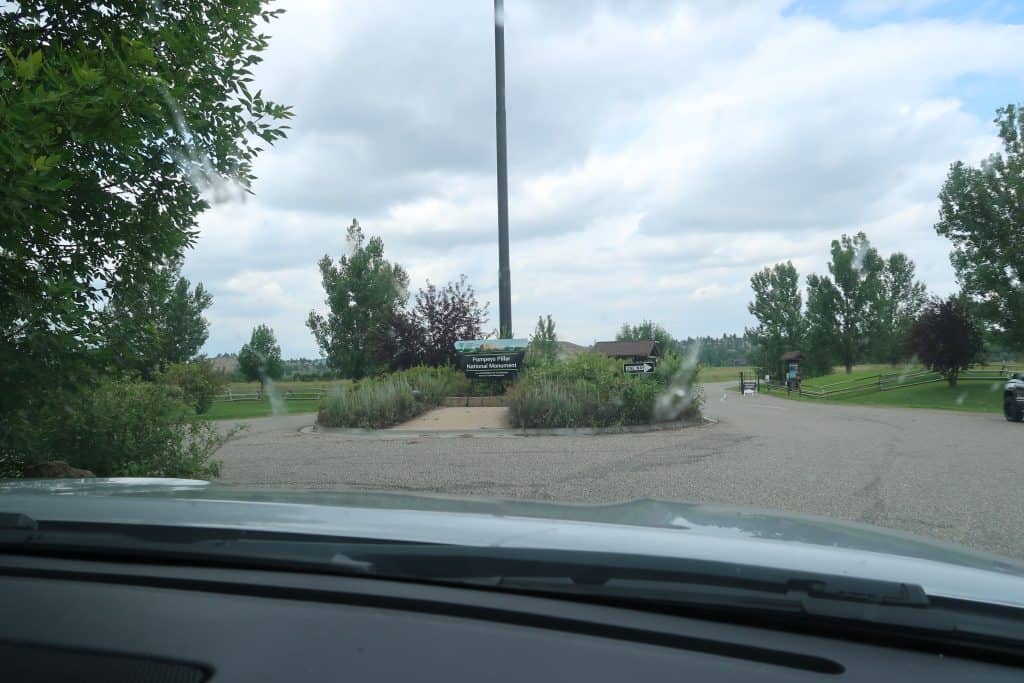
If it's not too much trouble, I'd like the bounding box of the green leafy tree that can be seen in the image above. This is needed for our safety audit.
[161,358,227,414]
[528,314,558,363]
[867,253,928,364]
[307,220,409,378]
[935,104,1024,349]
[616,320,676,353]
[745,261,805,379]
[0,1,291,448]
[823,232,884,373]
[389,274,489,368]
[803,273,842,376]
[678,333,754,367]
[101,259,213,377]
[163,276,214,365]
[238,324,283,392]
[908,297,984,387]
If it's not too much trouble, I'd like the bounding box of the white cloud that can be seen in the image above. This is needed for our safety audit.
[182,1,1024,357]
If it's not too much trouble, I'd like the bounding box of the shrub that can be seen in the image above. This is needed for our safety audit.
[161,358,227,414]
[318,365,467,428]
[468,378,509,396]
[26,379,223,478]
[507,352,703,429]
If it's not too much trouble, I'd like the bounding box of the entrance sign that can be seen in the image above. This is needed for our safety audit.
[455,339,528,380]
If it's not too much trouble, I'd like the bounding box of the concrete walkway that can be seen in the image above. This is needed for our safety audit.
[388,407,511,431]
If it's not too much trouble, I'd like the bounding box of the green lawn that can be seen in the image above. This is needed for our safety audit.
[201,398,322,421]
[203,378,349,420]
[835,380,1007,413]
[795,365,925,393]
[770,365,1009,414]
[700,366,756,383]
[224,379,349,394]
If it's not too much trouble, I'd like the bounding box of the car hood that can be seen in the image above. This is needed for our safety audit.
[3,478,1024,606]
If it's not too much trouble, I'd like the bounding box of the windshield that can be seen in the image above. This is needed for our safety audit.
[2,0,1024,623]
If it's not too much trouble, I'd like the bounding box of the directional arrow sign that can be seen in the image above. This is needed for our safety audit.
[623,361,656,375]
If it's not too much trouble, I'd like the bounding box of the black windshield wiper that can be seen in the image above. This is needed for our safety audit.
[0,515,931,607]
[339,543,930,606]
[0,517,391,577]
[325,544,1024,654]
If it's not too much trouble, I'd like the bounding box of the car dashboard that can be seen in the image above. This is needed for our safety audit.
[0,552,1020,682]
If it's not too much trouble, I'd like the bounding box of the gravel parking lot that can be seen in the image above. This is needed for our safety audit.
[214,382,1024,559]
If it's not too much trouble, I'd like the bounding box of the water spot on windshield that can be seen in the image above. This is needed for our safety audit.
[654,341,702,422]
[159,85,247,204]
[263,377,287,416]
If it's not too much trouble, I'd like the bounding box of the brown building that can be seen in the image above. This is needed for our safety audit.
[593,340,661,361]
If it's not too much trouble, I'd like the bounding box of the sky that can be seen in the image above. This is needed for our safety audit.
[181,0,1024,357]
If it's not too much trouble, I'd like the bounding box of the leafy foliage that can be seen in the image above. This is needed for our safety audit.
[160,358,227,414]
[23,380,224,478]
[385,275,489,369]
[101,258,213,377]
[803,273,842,377]
[745,236,927,378]
[935,104,1024,349]
[676,333,753,367]
[238,324,283,390]
[317,366,468,429]
[616,320,676,353]
[528,314,558,364]
[825,233,885,373]
[0,1,290,472]
[867,253,928,365]
[307,220,409,378]
[508,352,703,429]
[745,261,805,378]
[0,1,291,417]
[908,297,984,387]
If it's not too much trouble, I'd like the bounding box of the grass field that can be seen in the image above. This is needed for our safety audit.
[224,379,349,394]
[202,398,322,421]
[770,364,1011,414]
[201,378,347,420]
[700,366,756,383]
[798,364,925,390]
[833,380,1007,413]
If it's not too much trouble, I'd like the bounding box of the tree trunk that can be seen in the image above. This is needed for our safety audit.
[947,371,958,387]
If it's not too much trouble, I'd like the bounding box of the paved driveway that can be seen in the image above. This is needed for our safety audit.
[213,382,1024,559]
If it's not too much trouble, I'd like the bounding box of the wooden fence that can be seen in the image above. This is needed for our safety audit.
[212,387,329,403]
[762,365,1019,400]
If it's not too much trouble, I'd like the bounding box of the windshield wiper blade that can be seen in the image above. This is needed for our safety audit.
[341,544,930,607]
[0,523,385,577]
[0,520,927,608]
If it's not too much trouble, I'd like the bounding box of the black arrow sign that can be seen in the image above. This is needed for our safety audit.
[623,361,656,374]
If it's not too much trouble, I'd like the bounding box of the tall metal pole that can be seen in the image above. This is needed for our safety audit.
[494,0,512,339]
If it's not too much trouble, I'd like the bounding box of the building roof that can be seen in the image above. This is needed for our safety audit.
[780,351,805,361]
[593,340,661,358]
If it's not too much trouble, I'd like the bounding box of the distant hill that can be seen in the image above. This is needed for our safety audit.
[556,341,588,360]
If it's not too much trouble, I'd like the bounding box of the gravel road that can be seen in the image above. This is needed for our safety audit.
[213,382,1024,559]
